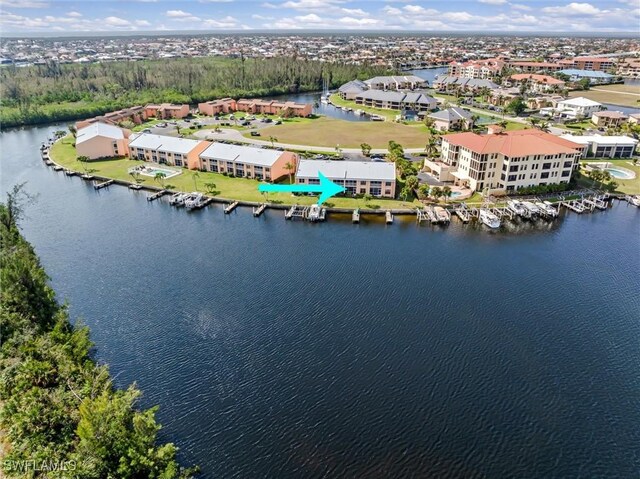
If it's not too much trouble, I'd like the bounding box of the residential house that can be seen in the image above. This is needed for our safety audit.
[296,160,396,197]
[338,79,367,100]
[354,90,436,112]
[617,57,640,78]
[198,98,236,116]
[76,123,131,160]
[541,97,604,120]
[363,75,427,91]
[508,74,565,93]
[428,107,474,132]
[628,113,640,125]
[198,142,297,181]
[128,133,209,169]
[144,103,190,119]
[425,129,582,193]
[591,111,628,128]
[448,58,505,79]
[559,134,638,158]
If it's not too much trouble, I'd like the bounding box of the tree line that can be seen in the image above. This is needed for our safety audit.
[0,185,199,478]
[0,57,392,128]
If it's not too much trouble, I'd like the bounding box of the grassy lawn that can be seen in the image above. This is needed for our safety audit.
[49,136,421,209]
[568,86,640,108]
[579,159,640,194]
[247,115,430,149]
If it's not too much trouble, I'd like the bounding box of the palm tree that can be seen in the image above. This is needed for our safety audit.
[442,185,452,202]
[68,124,77,138]
[498,120,508,130]
[431,186,442,201]
[406,175,419,190]
[528,117,540,128]
[193,171,200,190]
[129,171,142,184]
[154,171,167,187]
[539,121,551,133]
[423,116,435,130]
[335,144,342,156]
[418,183,430,200]
[400,185,412,201]
[269,136,277,147]
[204,182,217,194]
[424,136,438,157]
[284,161,295,184]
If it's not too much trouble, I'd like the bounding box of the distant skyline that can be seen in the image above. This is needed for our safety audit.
[1,0,639,34]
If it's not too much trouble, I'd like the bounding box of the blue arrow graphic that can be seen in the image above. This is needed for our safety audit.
[258,172,345,205]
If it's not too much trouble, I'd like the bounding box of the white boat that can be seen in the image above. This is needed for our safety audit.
[479,209,501,229]
[306,204,325,222]
[537,201,559,217]
[169,193,186,206]
[629,195,640,207]
[521,201,541,216]
[434,206,450,223]
[507,200,529,218]
[370,115,385,121]
[184,192,204,210]
[354,109,364,116]
[320,98,328,105]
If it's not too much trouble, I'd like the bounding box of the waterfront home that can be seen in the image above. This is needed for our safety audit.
[75,106,147,129]
[541,97,604,120]
[198,142,297,181]
[507,74,565,93]
[629,113,640,125]
[591,111,628,129]
[558,69,614,85]
[364,75,427,91]
[425,129,582,194]
[447,58,505,79]
[432,75,499,93]
[128,133,209,169]
[428,107,474,132]
[198,98,236,116]
[508,61,566,73]
[354,90,436,112]
[144,103,190,120]
[76,122,131,160]
[571,57,616,72]
[234,99,312,117]
[338,79,367,100]
[559,134,638,158]
[296,160,396,197]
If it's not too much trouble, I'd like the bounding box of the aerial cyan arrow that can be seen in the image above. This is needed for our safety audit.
[258,172,345,205]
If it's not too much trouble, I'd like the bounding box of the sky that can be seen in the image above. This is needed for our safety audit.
[0,0,639,34]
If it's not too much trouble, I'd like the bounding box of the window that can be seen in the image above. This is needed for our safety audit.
[308,178,320,185]
[542,163,551,170]
[561,170,570,177]
[564,161,573,168]
[540,172,549,179]
[175,159,183,167]
[209,163,218,172]
[509,165,518,172]
[508,174,517,182]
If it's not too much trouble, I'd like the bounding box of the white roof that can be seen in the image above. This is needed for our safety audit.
[76,122,124,144]
[297,159,396,181]
[200,142,283,167]
[559,134,638,146]
[129,133,203,155]
[557,97,602,107]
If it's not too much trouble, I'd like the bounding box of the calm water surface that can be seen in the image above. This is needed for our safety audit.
[1,124,639,478]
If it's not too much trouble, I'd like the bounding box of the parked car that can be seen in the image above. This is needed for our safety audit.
[250,131,260,136]
[156,122,167,128]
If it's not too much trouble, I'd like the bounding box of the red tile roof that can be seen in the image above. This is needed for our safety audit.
[510,74,565,85]
[443,129,581,157]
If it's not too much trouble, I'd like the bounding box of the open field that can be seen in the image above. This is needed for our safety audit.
[580,159,640,195]
[569,85,640,108]
[249,116,430,149]
[50,136,421,209]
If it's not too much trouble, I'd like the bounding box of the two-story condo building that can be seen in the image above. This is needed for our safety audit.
[364,75,427,91]
[296,160,396,198]
[76,123,131,160]
[354,90,437,112]
[198,143,297,181]
[197,98,236,116]
[128,133,209,169]
[144,103,190,120]
[448,58,505,79]
[425,130,582,194]
[559,134,638,158]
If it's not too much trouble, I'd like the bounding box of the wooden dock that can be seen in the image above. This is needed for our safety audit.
[385,210,393,224]
[454,204,471,223]
[416,208,429,223]
[224,201,239,214]
[52,165,63,171]
[94,179,114,190]
[128,184,143,190]
[253,203,267,217]
[285,205,306,220]
[562,200,585,213]
[147,189,166,201]
[352,208,360,224]
[81,174,94,181]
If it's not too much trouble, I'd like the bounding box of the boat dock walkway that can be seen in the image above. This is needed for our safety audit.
[285,205,307,220]
[385,210,393,224]
[147,189,167,201]
[94,179,114,190]
[253,203,267,217]
[224,201,239,214]
[352,209,360,224]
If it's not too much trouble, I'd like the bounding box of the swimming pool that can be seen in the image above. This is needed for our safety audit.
[138,167,182,179]
[450,191,462,198]
[605,167,636,180]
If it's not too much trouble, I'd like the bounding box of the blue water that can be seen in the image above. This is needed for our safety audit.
[1,124,639,478]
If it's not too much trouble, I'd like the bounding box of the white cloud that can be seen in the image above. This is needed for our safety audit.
[280,0,343,9]
[66,11,82,17]
[166,10,193,18]
[0,0,48,7]
[479,0,507,4]
[382,6,402,15]
[337,16,379,26]
[202,16,238,28]
[340,8,368,16]
[402,5,437,15]
[135,19,152,26]
[261,2,278,7]
[252,14,274,19]
[104,16,131,26]
[295,13,324,22]
[542,2,602,15]
[511,3,532,10]
[199,0,234,2]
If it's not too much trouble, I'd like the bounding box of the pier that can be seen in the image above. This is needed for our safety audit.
[352,208,360,224]
[53,165,63,171]
[94,179,114,190]
[253,203,267,217]
[224,201,239,214]
[64,170,77,177]
[285,205,306,220]
[562,200,585,213]
[147,189,167,201]
[416,208,429,223]
[454,203,471,223]
[128,184,143,190]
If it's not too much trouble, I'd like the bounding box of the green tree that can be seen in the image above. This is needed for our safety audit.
[418,183,430,199]
[424,136,438,157]
[506,98,526,116]
[442,185,452,202]
[400,185,413,201]
[405,175,419,190]
[269,136,277,147]
[284,161,295,184]
[68,124,77,138]
[193,171,200,190]
[154,171,167,187]
[431,186,443,201]
[204,182,217,194]
[360,143,372,157]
